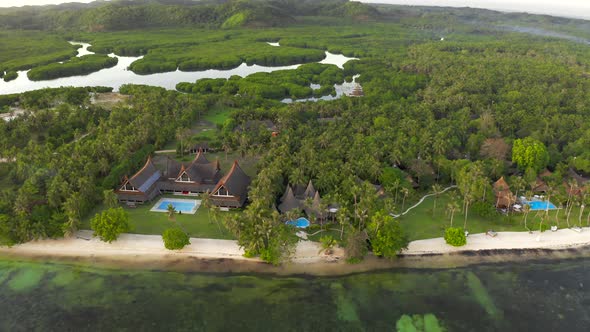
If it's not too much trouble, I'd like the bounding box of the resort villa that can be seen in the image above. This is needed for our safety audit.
[116,151,251,208]
[279,180,327,221]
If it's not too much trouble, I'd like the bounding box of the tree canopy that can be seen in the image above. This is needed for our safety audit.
[162,227,191,250]
[90,207,130,243]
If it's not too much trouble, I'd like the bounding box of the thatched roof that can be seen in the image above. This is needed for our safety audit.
[493,176,515,208]
[303,180,316,199]
[212,160,250,199]
[127,156,161,193]
[278,186,300,213]
[493,176,510,192]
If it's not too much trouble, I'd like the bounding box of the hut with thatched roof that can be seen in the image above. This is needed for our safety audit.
[493,176,516,209]
[278,186,300,214]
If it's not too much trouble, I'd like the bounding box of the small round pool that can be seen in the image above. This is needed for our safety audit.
[286,217,310,228]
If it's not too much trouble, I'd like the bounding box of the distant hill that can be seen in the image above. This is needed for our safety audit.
[0,0,381,31]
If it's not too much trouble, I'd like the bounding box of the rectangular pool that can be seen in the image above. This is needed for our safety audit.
[150,198,201,214]
[526,200,557,211]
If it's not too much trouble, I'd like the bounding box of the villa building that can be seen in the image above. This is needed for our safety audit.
[115,151,250,208]
[278,180,327,220]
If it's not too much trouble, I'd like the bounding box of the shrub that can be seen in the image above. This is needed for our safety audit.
[90,207,130,243]
[3,71,18,82]
[444,227,466,247]
[162,228,190,250]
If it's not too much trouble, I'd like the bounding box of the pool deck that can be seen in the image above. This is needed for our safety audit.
[150,197,201,215]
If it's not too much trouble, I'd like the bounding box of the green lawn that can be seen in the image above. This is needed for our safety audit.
[81,196,236,240]
[399,189,586,241]
[203,105,235,126]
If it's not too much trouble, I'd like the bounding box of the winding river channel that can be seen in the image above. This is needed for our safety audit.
[0,42,359,98]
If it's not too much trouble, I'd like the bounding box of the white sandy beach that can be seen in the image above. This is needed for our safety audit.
[406,227,590,255]
[1,228,590,269]
[0,230,344,264]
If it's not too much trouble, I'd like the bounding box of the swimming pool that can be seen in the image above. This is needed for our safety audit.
[150,198,201,214]
[527,200,557,211]
[286,217,310,228]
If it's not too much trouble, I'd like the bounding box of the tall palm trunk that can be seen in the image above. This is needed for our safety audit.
[463,201,469,230]
[566,203,573,228]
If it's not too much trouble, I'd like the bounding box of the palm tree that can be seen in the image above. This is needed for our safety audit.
[523,204,531,232]
[167,203,176,221]
[391,179,401,205]
[201,191,213,224]
[578,200,586,228]
[447,200,459,228]
[432,183,442,217]
[401,187,409,214]
[175,128,192,157]
[210,205,223,235]
[511,176,526,201]
[336,206,350,240]
[463,192,473,231]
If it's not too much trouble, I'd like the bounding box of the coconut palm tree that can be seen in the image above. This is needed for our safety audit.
[578,196,586,228]
[432,183,442,217]
[523,204,531,232]
[446,200,459,228]
[401,187,410,214]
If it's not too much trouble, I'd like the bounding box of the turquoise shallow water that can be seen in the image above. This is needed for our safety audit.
[0,257,589,331]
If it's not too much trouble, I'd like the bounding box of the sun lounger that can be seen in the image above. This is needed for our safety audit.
[486,230,498,237]
[571,226,582,233]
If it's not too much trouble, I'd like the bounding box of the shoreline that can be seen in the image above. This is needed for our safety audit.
[1,228,590,276]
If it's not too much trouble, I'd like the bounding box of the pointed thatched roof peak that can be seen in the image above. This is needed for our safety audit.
[278,186,299,214]
[303,180,316,199]
[493,176,510,192]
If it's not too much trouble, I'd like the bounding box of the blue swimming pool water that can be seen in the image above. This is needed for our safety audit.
[158,201,196,212]
[527,201,557,211]
[286,217,310,228]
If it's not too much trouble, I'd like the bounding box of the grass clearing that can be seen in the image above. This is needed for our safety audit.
[81,196,237,240]
[399,190,586,241]
[203,105,235,126]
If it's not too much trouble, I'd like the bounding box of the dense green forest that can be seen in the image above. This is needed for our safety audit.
[1,0,590,263]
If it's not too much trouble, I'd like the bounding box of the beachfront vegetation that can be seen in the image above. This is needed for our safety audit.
[444,227,467,247]
[90,207,130,243]
[367,212,409,258]
[2,1,590,264]
[162,227,190,250]
[27,54,118,81]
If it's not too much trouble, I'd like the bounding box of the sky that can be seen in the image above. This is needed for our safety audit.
[0,0,589,20]
[359,0,590,19]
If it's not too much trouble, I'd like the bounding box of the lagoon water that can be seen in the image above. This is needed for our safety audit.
[1,257,589,331]
[0,42,358,96]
